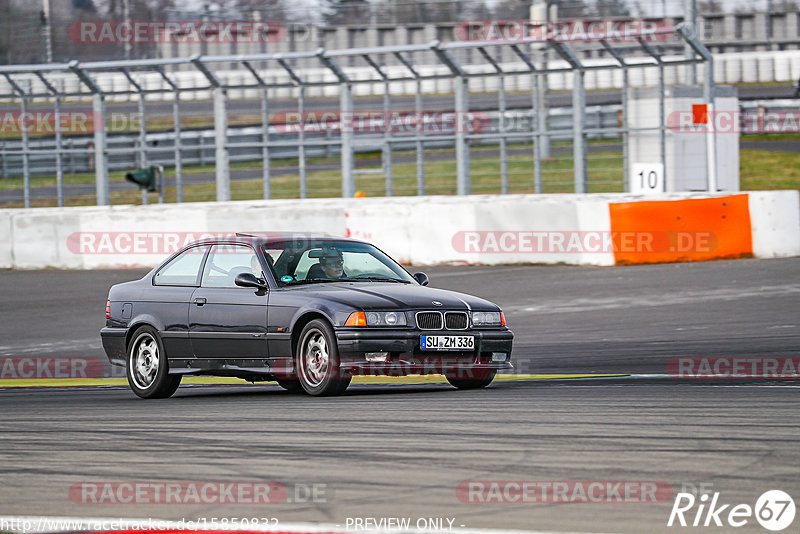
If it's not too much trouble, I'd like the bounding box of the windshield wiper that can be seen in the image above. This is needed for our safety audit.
[341,276,411,284]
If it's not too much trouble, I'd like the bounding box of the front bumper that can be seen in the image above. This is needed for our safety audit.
[335,327,513,375]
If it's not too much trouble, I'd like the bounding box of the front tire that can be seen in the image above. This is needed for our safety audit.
[295,319,351,396]
[126,326,181,399]
[445,369,497,390]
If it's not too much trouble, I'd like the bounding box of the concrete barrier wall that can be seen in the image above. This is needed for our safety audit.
[0,191,797,270]
[748,190,800,259]
[0,210,11,268]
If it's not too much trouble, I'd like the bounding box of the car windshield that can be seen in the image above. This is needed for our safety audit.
[262,239,416,285]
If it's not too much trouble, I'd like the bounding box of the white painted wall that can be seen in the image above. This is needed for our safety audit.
[748,190,800,259]
[1,191,796,270]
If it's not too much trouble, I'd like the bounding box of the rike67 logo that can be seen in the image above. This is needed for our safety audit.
[668,490,795,531]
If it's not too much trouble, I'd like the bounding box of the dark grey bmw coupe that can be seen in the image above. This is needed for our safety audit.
[101,234,513,398]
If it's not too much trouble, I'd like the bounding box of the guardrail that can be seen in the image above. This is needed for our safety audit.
[1,98,793,181]
[0,105,622,178]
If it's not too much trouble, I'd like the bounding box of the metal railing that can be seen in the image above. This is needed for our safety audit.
[0,25,713,207]
[0,106,623,176]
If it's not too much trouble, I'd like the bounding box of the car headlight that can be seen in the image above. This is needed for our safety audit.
[472,311,504,326]
[364,311,407,326]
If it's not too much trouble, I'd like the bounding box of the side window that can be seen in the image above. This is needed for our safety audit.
[153,246,208,286]
[294,250,317,280]
[262,248,282,279]
[201,244,259,288]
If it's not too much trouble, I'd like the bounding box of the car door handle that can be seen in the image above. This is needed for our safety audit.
[193,298,207,306]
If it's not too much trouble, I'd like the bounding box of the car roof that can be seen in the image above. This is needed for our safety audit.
[186,233,369,248]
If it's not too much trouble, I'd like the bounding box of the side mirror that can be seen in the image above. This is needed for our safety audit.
[413,272,429,286]
[235,272,267,289]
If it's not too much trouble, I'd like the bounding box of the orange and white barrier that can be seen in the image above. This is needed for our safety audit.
[0,191,797,269]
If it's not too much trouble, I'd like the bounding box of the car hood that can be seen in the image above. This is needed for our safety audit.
[293,282,500,311]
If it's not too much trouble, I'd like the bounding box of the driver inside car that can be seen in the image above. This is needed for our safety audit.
[307,247,347,280]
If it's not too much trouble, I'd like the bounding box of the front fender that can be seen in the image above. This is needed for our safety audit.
[289,303,348,332]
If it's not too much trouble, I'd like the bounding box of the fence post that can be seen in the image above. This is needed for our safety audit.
[54,96,63,207]
[92,93,109,205]
[138,93,149,205]
[572,68,587,194]
[454,75,470,196]
[432,42,470,195]
[684,0,698,85]
[68,61,108,206]
[536,70,550,160]
[704,57,717,192]
[261,88,271,200]
[552,43,587,194]
[213,86,230,202]
[298,85,307,199]
[601,41,629,192]
[680,26,717,191]
[415,79,425,196]
[0,140,6,180]
[156,67,184,202]
[173,92,183,202]
[392,51,425,195]
[191,55,230,201]
[383,80,393,197]
[20,96,30,208]
[533,73,543,193]
[639,39,667,192]
[340,82,355,198]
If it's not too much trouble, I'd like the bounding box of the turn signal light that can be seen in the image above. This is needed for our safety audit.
[105,300,111,319]
[344,311,367,327]
[500,312,506,326]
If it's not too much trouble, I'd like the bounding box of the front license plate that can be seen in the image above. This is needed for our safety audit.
[420,335,474,351]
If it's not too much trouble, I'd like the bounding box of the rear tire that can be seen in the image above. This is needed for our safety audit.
[445,369,497,390]
[126,326,181,399]
[295,319,351,396]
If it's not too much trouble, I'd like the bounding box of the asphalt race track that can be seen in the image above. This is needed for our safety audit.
[1,258,799,533]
